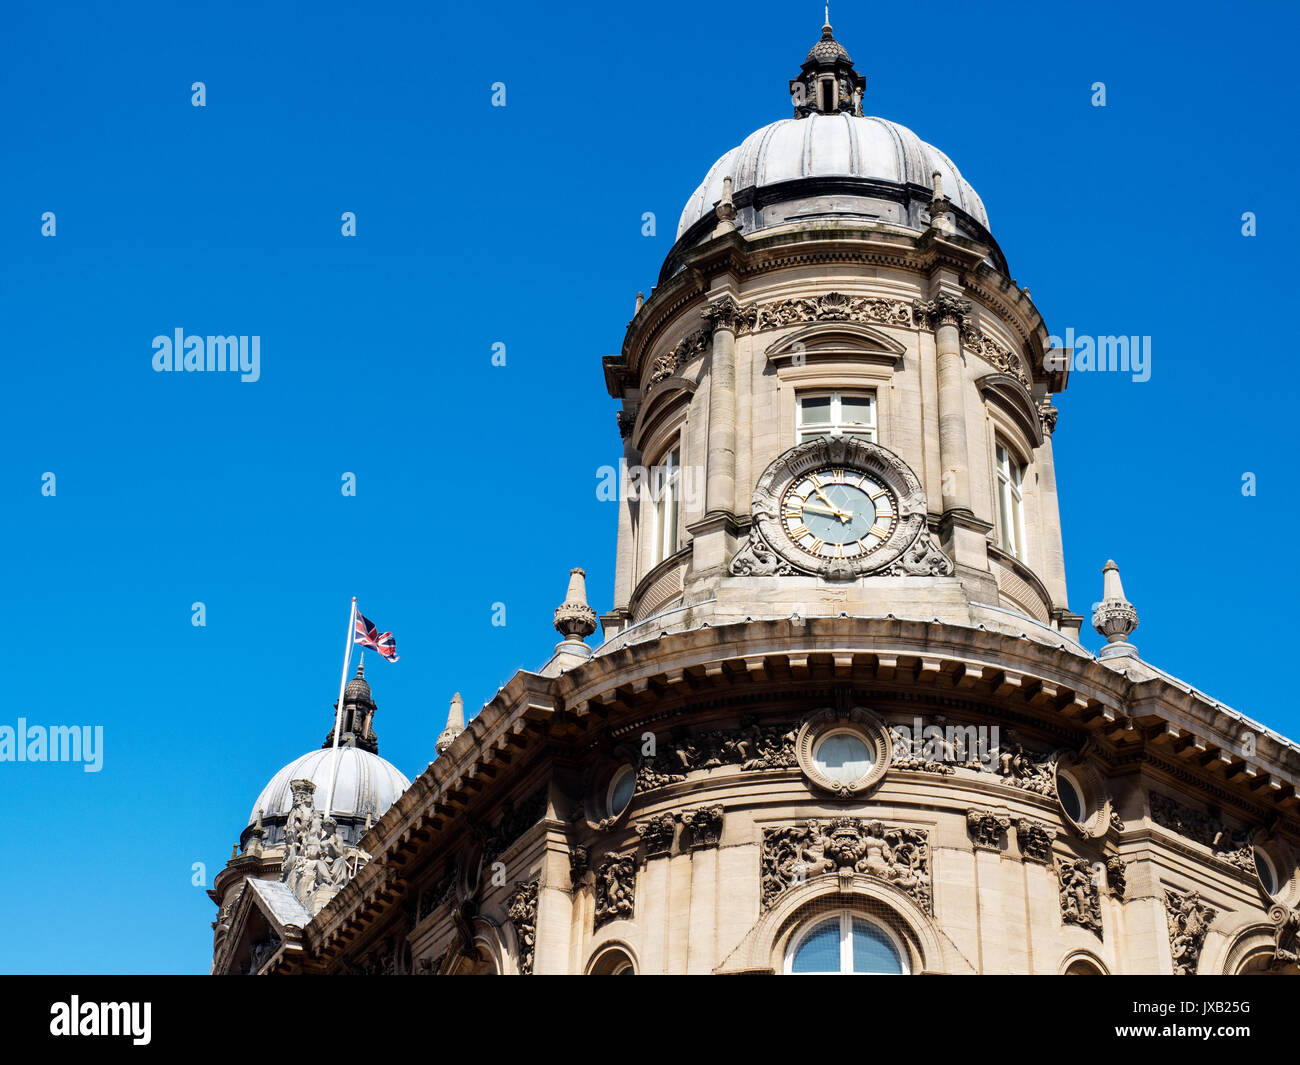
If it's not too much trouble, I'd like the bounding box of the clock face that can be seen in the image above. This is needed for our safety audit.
[780,466,898,561]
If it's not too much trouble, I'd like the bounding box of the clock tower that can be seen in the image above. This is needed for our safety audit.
[600,26,1077,647]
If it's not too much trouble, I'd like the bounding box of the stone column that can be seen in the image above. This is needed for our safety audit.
[922,292,973,516]
[703,294,741,517]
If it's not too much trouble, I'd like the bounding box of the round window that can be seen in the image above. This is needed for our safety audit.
[1058,774,1084,824]
[1255,847,1279,897]
[606,766,635,819]
[812,730,875,784]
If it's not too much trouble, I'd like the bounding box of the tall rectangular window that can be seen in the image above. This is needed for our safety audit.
[648,447,680,568]
[796,391,876,443]
[995,442,1027,561]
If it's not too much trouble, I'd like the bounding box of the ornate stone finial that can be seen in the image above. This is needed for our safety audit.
[634,291,644,315]
[553,567,598,643]
[246,808,266,858]
[713,176,737,236]
[436,692,465,756]
[927,169,953,233]
[1092,560,1139,660]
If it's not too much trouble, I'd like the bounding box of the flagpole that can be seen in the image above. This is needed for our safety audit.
[324,596,357,819]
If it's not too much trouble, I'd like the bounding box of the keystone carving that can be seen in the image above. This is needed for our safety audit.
[1270,904,1300,969]
[761,818,932,913]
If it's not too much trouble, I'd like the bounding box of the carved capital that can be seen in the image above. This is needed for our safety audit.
[912,293,970,330]
[679,805,724,850]
[635,813,676,858]
[1016,817,1056,864]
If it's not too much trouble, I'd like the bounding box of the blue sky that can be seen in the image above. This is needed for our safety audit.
[1,0,1296,973]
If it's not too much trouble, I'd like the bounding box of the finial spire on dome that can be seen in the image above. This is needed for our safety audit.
[436,692,466,756]
[791,15,863,119]
[1093,559,1140,662]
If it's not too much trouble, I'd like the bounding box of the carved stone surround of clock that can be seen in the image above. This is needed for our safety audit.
[729,436,954,579]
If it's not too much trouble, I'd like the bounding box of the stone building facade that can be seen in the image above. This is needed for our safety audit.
[210,21,1300,976]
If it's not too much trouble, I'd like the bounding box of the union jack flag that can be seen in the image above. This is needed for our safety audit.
[354,609,399,662]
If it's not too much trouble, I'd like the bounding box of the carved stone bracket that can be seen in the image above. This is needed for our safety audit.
[680,806,724,850]
[761,818,932,914]
[1269,903,1300,968]
[967,808,1011,851]
[1165,888,1217,975]
[594,851,638,930]
[1056,857,1103,937]
[635,813,676,858]
[1016,817,1056,864]
[1106,856,1129,899]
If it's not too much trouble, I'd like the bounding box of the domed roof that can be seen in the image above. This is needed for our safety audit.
[806,27,850,65]
[343,668,372,705]
[248,746,410,826]
[675,113,989,241]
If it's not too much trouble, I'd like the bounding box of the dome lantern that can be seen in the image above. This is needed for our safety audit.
[790,13,863,118]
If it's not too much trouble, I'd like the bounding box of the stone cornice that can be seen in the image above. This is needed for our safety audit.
[302,615,1300,961]
[617,226,1057,397]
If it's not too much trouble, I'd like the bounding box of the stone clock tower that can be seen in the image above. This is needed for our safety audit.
[213,20,1300,977]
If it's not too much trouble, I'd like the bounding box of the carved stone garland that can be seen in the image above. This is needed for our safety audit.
[1149,793,1254,873]
[761,818,932,914]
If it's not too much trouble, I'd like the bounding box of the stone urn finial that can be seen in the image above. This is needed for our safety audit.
[1093,559,1139,660]
[436,692,465,756]
[554,567,598,643]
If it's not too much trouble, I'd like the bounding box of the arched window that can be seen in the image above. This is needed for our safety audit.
[785,913,908,974]
[588,945,636,975]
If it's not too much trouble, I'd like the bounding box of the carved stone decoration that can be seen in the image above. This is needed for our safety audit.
[912,294,971,330]
[727,522,797,576]
[967,808,1011,851]
[1269,904,1300,968]
[635,813,676,858]
[1110,810,1125,834]
[1165,889,1218,975]
[1056,858,1103,936]
[795,707,892,796]
[736,291,912,334]
[569,845,590,887]
[1016,817,1056,864]
[1037,401,1059,436]
[679,805,724,850]
[1106,856,1130,899]
[1148,793,1253,869]
[700,294,743,333]
[889,726,956,775]
[729,435,953,579]
[482,790,548,865]
[994,740,1057,796]
[280,778,369,913]
[418,871,455,921]
[506,880,539,975]
[960,321,1033,390]
[635,717,798,793]
[760,819,932,914]
[594,851,638,930]
[248,933,281,974]
[648,328,710,384]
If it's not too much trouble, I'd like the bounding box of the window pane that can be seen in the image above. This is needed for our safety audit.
[840,395,874,425]
[791,919,841,973]
[799,396,832,425]
[851,919,903,974]
[814,733,874,783]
